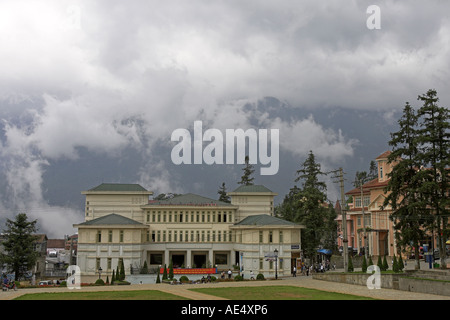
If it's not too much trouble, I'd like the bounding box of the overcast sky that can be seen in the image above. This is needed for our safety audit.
[1,0,449,237]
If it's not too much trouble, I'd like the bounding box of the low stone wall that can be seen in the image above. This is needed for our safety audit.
[313,271,450,296]
[312,272,402,290]
[399,277,450,296]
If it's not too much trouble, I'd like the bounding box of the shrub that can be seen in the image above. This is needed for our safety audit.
[179,276,190,283]
[156,270,161,284]
[169,261,174,280]
[368,256,374,267]
[95,278,105,286]
[377,256,383,270]
[382,255,388,271]
[398,255,404,271]
[256,273,265,280]
[162,264,168,280]
[362,255,368,273]
[141,261,149,274]
[234,275,244,281]
[392,255,398,272]
[348,256,354,272]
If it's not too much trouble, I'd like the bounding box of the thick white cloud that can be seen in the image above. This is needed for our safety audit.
[0,0,449,236]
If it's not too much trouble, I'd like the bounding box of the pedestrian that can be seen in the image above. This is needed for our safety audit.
[228,269,232,279]
[250,270,255,280]
[293,266,297,277]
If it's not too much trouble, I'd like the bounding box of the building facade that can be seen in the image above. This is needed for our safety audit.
[74,184,304,281]
[342,151,397,258]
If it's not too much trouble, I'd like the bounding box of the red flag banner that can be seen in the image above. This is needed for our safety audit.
[159,268,217,275]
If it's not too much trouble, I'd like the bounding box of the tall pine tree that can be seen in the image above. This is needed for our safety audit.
[238,155,255,186]
[0,213,38,281]
[293,151,330,263]
[217,182,231,203]
[384,102,426,270]
[416,89,449,269]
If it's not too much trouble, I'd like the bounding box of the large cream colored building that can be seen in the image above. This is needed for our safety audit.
[74,184,304,281]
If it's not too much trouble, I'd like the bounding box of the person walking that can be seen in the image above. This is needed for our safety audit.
[293,266,297,277]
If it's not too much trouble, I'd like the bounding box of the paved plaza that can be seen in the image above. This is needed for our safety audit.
[1,273,449,301]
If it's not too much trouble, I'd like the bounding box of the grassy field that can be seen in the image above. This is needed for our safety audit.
[14,289,190,300]
[190,286,376,300]
[14,285,375,300]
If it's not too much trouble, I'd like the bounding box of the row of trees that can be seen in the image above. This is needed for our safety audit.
[384,89,449,270]
[276,151,338,264]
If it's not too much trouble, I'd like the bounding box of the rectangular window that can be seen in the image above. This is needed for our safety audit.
[119,230,124,243]
[279,231,283,243]
[269,231,273,243]
[108,230,113,243]
[150,254,162,265]
[96,258,101,270]
[97,231,102,243]
[107,258,112,270]
[259,231,263,243]
[215,254,228,265]
[259,258,263,270]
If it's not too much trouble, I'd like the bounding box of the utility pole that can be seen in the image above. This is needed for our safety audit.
[331,167,348,272]
[339,168,349,273]
[360,180,368,260]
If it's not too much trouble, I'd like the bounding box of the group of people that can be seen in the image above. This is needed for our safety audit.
[292,260,336,277]
[2,275,17,291]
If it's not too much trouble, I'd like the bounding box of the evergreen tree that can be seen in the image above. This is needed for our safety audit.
[217,182,231,203]
[382,255,388,271]
[162,264,168,280]
[384,102,426,270]
[238,155,255,186]
[119,259,125,281]
[293,151,329,263]
[398,255,404,271]
[416,89,449,270]
[156,269,161,283]
[392,255,398,273]
[116,265,120,281]
[348,256,354,272]
[377,256,383,271]
[368,256,374,268]
[169,260,174,280]
[111,269,116,284]
[0,213,38,281]
[362,255,368,273]
[141,261,149,274]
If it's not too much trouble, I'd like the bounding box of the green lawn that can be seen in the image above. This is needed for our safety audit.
[14,289,190,300]
[190,286,376,300]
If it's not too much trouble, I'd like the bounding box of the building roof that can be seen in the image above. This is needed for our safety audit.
[345,178,388,195]
[75,213,144,226]
[230,185,274,193]
[376,150,392,160]
[87,183,149,192]
[146,193,234,207]
[233,214,300,227]
[47,239,66,248]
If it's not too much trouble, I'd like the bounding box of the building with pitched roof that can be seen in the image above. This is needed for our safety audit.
[74,183,304,281]
[343,151,397,258]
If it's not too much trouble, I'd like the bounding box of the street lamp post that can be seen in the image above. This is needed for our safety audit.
[98,267,102,280]
[274,249,278,280]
